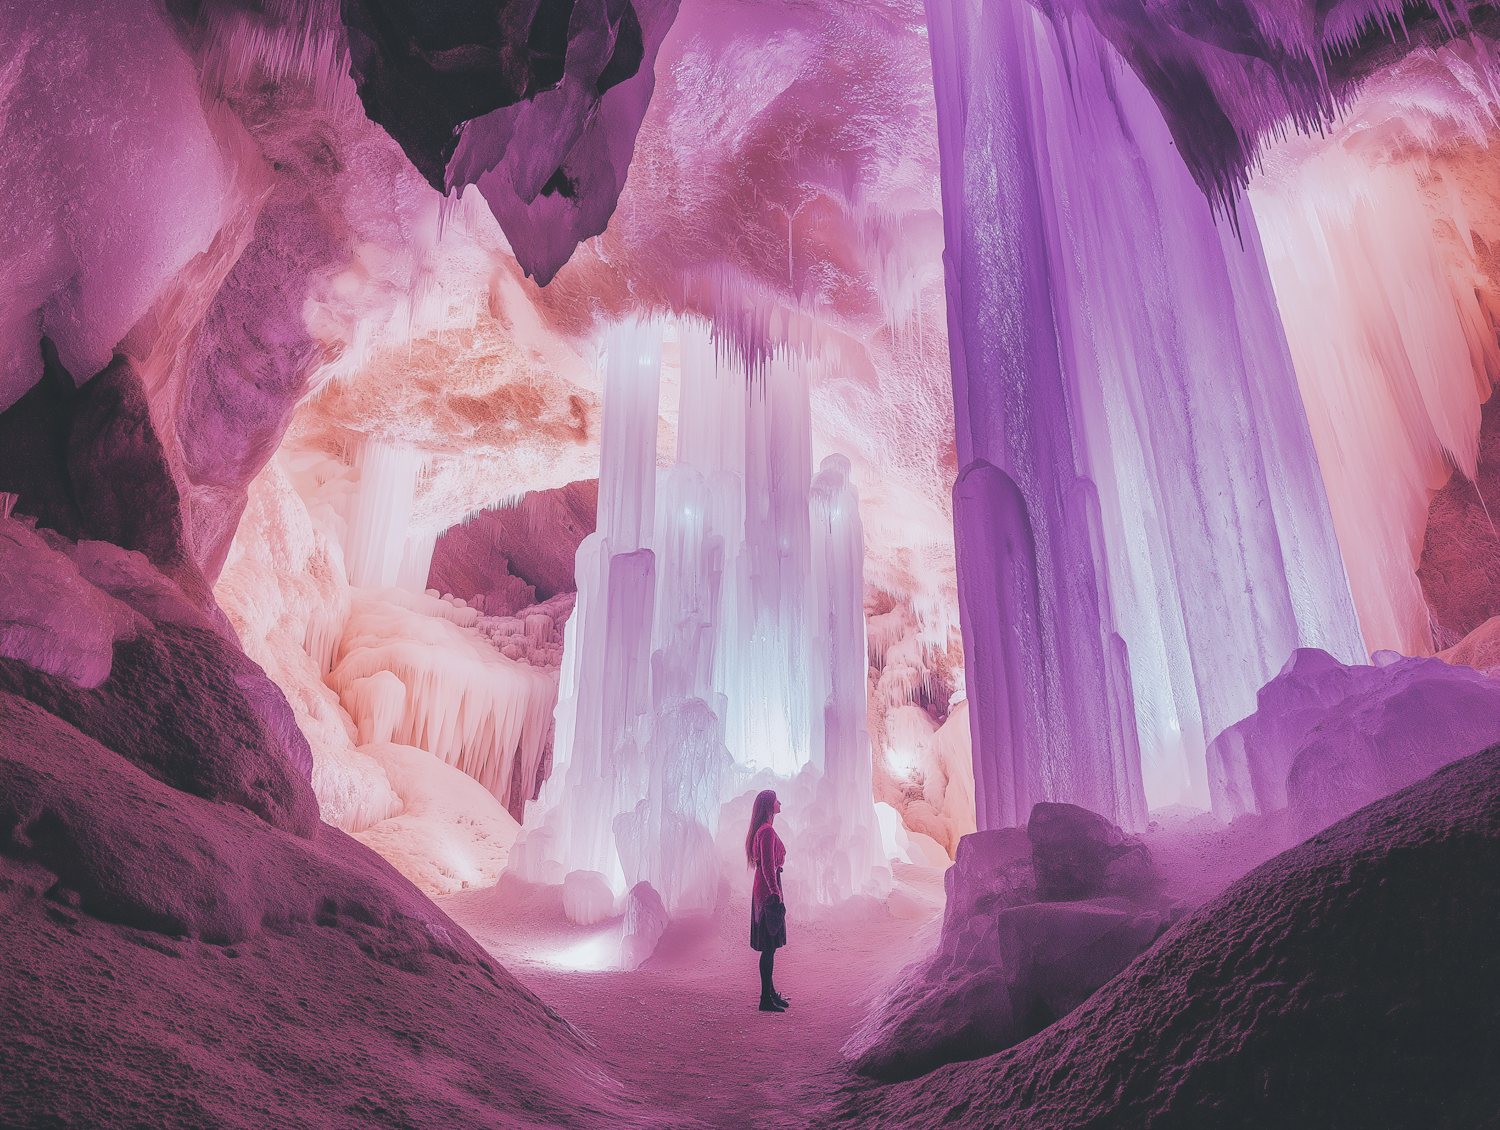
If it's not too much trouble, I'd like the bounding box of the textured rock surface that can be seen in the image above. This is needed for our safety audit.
[0,519,145,689]
[820,745,1500,1130]
[0,622,318,837]
[177,181,344,584]
[344,0,676,284]
[449,0,681,283]
[340,0,601,190]
[1438,614,1500,673]
[0,345,214,612]
[0,508,315,831]
[1420,390,1500,648]
[847,806,1168,1082]
[0,0,226,406]
[0,695,662,1130]
[427,478,597,608]
[1027,802,1154,901]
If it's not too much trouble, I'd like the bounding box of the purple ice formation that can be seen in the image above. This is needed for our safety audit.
[1209,647,1500,834]
[929,0,1363,828]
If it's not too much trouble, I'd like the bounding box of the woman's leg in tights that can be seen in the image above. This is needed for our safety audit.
[759,949,775,999]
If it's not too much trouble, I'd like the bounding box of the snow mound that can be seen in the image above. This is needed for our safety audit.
[819,745,1500,1130]
[846,805,1173,1082]
[351,742,522,897]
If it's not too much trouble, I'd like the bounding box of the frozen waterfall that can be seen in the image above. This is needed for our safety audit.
[511,320,890,934]
[926,0,1365,823]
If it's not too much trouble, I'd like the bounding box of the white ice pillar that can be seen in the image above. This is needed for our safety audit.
[517,319,664,902]
[808,454,887,901]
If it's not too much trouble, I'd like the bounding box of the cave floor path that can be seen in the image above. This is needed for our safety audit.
[440,866,943,1129]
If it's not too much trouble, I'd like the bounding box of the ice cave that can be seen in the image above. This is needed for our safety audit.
[2,0,1498,1126]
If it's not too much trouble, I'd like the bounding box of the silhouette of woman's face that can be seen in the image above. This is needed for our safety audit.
[774,797,782,815]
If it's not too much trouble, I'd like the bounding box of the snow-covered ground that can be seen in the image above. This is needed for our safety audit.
[440,808,1292,1125]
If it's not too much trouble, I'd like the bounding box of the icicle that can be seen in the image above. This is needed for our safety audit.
[342,439,428,591]
[395,530,437,595]
[1248,46,1500,654]
[329,592,559,821]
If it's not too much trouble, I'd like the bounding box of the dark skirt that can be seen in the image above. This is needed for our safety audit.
[750,897,787,952]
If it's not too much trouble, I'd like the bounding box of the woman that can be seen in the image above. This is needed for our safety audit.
[747,789,790,1012]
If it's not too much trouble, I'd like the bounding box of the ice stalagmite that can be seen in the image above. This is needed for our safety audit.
[807,455,885,903]
[737,355,814,777]
[615,461,734,917]
[519,319,664,898]
[926,0,1363,821]
[514,320,889,933]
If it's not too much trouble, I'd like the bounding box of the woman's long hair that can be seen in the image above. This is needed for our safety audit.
[745,789,778,864]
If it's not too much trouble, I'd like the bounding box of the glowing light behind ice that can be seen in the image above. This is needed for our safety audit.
[927,0,1364,820]
[1249,39,1500,656]
[343,439,430,591]
[516,319,890,921]
[522,319,666,897]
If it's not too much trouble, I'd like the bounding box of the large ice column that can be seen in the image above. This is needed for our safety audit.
[676,323,749,758]
[395,530,437,594]
[735,355,814,775]
[615,462,735,914]
[516,319,890,920]
[926,0,1363,819]
[807,454,886,901]
[523,319,663,893]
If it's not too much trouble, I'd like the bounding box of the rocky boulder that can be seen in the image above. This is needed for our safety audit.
[820,745,1500,1130]
[1028,801,1156,901]
[846,804,1170,1082]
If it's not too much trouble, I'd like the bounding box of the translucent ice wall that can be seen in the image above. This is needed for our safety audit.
[343,440,425,591]
[806,454,886,902]
[926,0,1365,819]
[336,439,445,595]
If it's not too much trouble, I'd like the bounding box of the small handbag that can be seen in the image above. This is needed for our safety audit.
[760,894,786,937]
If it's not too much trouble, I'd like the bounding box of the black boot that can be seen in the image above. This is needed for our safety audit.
[758,949,784,1010]
[773,991,791,1008]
